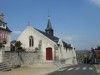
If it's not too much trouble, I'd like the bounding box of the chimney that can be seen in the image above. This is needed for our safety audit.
[0,13,4,22]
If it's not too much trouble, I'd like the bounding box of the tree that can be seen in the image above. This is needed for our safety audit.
[10,40,16,51]
[15,41,24,52]
[15,41,22,48]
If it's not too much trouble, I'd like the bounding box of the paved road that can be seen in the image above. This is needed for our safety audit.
[47,64,98,75]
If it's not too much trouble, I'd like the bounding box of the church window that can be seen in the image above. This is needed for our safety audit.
[29,36,34,47]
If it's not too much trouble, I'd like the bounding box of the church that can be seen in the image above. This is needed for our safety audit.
[17,17,77,65]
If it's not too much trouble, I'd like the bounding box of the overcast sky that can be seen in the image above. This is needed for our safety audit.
[0,0,100,50]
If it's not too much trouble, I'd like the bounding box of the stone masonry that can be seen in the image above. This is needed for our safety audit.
[3,52,39,67]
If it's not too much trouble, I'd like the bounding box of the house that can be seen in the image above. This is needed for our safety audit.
[0,13,11,63]
[92,50,100,64]
[16,17,77,66]
[88,46,100,64]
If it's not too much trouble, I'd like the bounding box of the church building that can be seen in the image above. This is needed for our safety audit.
[17,17,77,65]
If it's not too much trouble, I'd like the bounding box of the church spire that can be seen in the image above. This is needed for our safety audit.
[45,16,54,36]
[47,16,53,30]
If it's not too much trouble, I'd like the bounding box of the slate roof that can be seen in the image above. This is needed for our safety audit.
[35,28,72,48]
[0,27,11,32]
[6,26,12,32]
[35,28,59,43]
[0,20,12,32]
[62,41,72,48]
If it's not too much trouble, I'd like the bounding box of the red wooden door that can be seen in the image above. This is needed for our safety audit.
[46,48,52,60]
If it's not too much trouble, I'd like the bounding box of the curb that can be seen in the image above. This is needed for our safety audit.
[45,69,58,75]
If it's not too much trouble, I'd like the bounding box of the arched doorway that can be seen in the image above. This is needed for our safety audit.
[46,48,52,60]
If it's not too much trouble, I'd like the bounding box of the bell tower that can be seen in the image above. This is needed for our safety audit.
[45,16,54,36]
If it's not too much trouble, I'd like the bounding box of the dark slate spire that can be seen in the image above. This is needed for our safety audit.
[46,17,52,30]
[45,16,54,36]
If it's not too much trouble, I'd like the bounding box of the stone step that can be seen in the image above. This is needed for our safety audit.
[0,63,11,71]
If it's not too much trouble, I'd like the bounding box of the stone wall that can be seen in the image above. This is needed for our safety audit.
[3,51,39,67]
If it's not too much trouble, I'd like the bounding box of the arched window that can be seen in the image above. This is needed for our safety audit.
[29,36,34,47]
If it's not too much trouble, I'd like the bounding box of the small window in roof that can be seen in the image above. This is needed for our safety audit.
[2,24,6,28]
[0,22,2,26]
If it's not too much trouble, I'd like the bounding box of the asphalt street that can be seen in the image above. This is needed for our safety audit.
[47,64,99,75]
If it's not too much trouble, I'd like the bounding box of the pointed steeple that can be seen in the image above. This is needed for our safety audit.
[46,16,53,30]
[45,16,54,36]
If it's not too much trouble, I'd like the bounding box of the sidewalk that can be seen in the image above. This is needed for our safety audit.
[0,67,57,75]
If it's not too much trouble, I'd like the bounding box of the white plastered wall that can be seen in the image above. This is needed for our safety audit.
[17,25,57,62]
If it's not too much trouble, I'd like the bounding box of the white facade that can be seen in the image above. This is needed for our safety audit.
[17,25,56,61]
[3,32,11,51]
[17,25,77,65]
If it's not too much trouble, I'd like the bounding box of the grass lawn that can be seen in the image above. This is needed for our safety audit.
[94,64,100,69]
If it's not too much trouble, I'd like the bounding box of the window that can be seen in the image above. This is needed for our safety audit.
[2,23,6,28]
[29,36,34,47]
[0,22,2,27]
[0,22,6,29]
